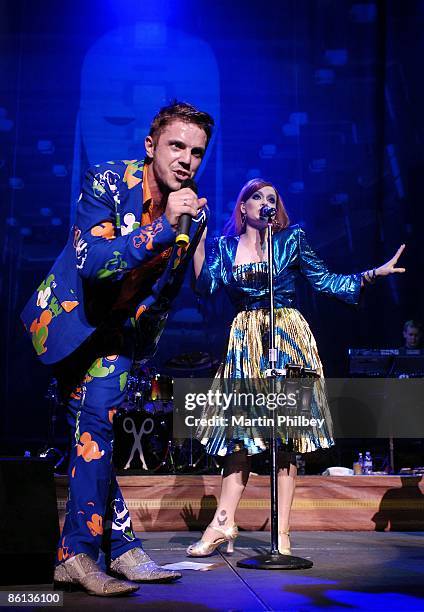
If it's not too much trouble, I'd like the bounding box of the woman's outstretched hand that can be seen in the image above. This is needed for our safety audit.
[376,244,406,277]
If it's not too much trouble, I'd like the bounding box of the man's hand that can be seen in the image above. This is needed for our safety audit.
[165,187,207,228]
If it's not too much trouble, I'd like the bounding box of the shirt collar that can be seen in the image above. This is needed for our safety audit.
[142,163,152,206]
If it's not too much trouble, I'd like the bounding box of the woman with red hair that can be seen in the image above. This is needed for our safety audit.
[188,178,405,557]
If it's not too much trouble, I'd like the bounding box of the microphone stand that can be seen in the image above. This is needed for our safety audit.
[237,216,313,570]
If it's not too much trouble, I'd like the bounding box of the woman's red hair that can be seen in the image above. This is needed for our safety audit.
[222,178,290,236]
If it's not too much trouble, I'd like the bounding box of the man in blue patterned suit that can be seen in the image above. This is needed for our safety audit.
[21,102,214,596]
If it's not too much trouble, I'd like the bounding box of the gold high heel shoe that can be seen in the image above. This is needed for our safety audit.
[278,529,292,556]
[186,524,238,557]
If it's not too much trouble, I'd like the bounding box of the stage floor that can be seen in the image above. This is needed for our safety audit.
[3,531,424,610]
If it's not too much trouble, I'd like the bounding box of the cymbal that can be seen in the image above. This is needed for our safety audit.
[165,351,214,369]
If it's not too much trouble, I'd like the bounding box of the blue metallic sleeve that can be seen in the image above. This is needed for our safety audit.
[297,228,362,304]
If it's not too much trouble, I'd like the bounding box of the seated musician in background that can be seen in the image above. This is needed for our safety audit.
[402,320,423,350]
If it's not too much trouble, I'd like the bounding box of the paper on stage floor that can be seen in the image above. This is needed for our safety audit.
[162,561,215,571]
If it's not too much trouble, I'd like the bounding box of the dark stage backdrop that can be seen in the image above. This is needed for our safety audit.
[1,0,423,452]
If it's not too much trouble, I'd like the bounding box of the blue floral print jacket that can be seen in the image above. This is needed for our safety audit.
[21,160,207,364]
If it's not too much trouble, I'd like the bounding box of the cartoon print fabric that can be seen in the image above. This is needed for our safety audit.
[59,350,139,562]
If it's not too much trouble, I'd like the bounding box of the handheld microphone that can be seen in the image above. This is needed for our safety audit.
[176,178,198,246]
[259,205,277,220]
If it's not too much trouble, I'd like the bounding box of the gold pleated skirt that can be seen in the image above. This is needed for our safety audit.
[197,307,334,456]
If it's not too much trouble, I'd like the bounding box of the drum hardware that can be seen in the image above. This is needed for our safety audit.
[120,374,151,412]
[163,440,176,473]
[164,351,219,378]
[38,378,66,471]
[165,351,213,369]
[172,437,208,472]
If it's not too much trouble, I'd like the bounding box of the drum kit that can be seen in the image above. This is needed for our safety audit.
[113,353,219,474]
[37,352,219,474]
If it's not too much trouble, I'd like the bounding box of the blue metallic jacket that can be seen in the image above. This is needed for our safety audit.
[196,225,362,311]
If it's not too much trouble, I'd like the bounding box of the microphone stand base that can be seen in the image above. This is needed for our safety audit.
[237,552,313,570]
